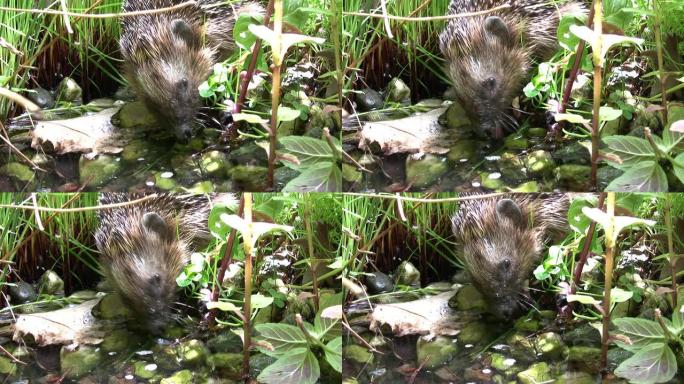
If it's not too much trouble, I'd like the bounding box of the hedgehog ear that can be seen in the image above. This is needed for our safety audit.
[496,199,524,228]
[484,16,513,47]
[171,19,194,44]
[142,212,172,240]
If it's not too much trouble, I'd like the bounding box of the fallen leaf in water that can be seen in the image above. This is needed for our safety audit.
[367,291,467,338]
[357,108,465,156]
[13,299,105,346]
[30,107,124,155]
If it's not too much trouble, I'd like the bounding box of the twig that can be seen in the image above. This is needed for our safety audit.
[343,4,511,21]
[0,1,197,18]
[342,192,505,203]
[0,194,158,212]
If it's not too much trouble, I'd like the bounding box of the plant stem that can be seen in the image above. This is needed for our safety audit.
[590,0,603,190]
[207,195,245,327]
[242,193,254,383]
[600,192,615,375]
[267,0,283,189]
[304,196,319,313]
[665,194,677,306]
[567,192,606,318]
[653,0,669,126]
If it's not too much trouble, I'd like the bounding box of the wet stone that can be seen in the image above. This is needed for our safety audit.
[504,134,528,150]
[154,172,178,191]
[179,339,209,367]
[514,316,540,332]
[534,332,567,361]
[60,345,103,379]
[207,333,243,354]
[39,270,64,295]
[463,366,493,382]
[517,362,553,384]
[480,172,504,190]
[447,139,479,163]
[117,101,158,129]
[385,78,411,103]
[365,272,393,294]
[1,162,34,182]
[9,281,36,304]
[553,142,591,165]
[160,369,193,384]
[133,361,158,380]
[425,281,453,292]
[498,152,527,181]
[527,127,547,138]
[249,354,277,378]
[443,101,472,131]
[356,88,384,112]
[188,180,215,193]
[0,356,16,375]
[210,353,242,377]
[458,322,490,345]
[490,352,519,373]
[96,293,134,319]
[451,284,486,311]
[342,164,362,183]
[101,329,133,353]
[229,165,268,191]
[511,181,540,192]
[556,371,600,384]
[345,345,373,364]
[395,261,420,287]
[597,166,623,190]
[555,164,591,190]
[416,336,458,369]
[405,154,448,188]
[56,77,82,103]
[79,155,121,188]
[524,150,555,177]
[27,87,55,109]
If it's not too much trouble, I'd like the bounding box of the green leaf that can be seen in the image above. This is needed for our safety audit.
[279,136,335,168]
[614,343,677,383]
[324,337,342,373]
[673,300,684,333]
[233,12,262,50]
[555,113,590,125]
[251,293,274,309]
[233,113,269,124]
[567,294,600,305]
[255,323,308,355]
[611,288,633,304]
[671,153,684,185]
[278,106,303,123]
[207,301,242,315]
[257,347,320,384]
[557,12,585,51]
[208,201,239,240]
[219,214,294,249]
[283,162,342,192]
[599,106,623,122]
[602,136,656,168]
[570,25,644,65]
[248,25,325,65]
[567,195,598,234]
[605,161,668,192]
[582,207,656,245]
[613,318,666,351]
[314,313,341,341]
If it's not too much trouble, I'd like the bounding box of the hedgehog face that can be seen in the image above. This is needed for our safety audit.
[128,19,215,142]
[445,16,529,139]
[455,199,541,321]
[106,212,186,334]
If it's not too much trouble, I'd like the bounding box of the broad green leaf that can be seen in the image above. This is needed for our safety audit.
[582,207,656,245]
[207,301,242,314]
[219,214,294,249]
[249,25,325,65]
[614,343,676,383]
[233,113,269,124]
[567,294,601,305]
[570,25,644,65]
[605,161,668,192]
[567,195,598,234]
[189,252,205,273]
[233,12,262,50]
[324,337,342,373]
[314,313,341,341]
[279,136,335,168]
[255,323,308,355]
[611,288,633,304]
[600,106,623,122]
[613,318,666,351]
[278,106,302,123]
[208,201,239,240]
[257,347,320,384]
[557,12,585,51]
[671,153,684,185]
[251,293,274,309]
[283,162,342,192]
[555,113,590,125]
[673,300,684,333]
[602,136,656,168]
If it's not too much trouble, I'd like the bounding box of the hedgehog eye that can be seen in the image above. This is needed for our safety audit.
[483,77,497,90]
[500,258,511,271]
[178,78,188,89]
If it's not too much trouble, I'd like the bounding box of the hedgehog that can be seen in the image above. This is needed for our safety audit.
[439,0,584,139]
[119,0,262,141]
[95,193,220,332]
[451,194,569,320]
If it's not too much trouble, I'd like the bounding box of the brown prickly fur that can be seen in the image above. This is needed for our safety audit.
[451,193,569,319]
[95,193,225,332]
[120,0,262,141]
[439,0,584,139]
